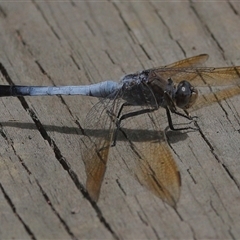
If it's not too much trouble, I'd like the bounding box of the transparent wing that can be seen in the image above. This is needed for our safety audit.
[81,97,121,202]
[116,84,181,207]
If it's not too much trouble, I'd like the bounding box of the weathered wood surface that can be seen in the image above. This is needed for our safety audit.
[0,1,240,239]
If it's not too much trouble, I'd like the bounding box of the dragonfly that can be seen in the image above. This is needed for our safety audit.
[1,54,240,207]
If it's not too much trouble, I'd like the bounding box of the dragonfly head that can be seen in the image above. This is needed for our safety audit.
[175,80,198,109]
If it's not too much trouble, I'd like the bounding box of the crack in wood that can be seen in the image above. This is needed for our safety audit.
[36,180,78,240]
[105,50,116,65]
[84,20,96,36]
[111,2,137,45]
[69,54,81,70]
[154,9,186,58]
[0,183,36,240]
[227,0,239,16]
[190,1,226,60]
[204,24,226,60]
[116,178,126,196]
[187,168,197,184]
[0,4,7,18]
[224,98,240,128]
[222,163,240,190]
[139,44,152,61]
[32,0,61,40]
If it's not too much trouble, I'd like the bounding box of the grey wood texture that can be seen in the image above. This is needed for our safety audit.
[0,1,240,239]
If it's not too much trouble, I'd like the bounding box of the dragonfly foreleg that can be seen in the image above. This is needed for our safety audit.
[163,91,198,131]
[166,107,198,131]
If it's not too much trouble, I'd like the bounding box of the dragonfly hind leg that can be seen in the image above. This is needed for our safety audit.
[111,103,157,146]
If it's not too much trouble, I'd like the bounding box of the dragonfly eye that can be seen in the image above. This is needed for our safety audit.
[175,81,198,109]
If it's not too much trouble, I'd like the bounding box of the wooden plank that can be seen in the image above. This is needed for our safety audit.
[0,1,239,239]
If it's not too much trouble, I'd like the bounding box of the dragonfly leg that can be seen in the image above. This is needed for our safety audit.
[111,104,157,146]
[184,109,198,120]
[166,108,198,131]
[106,102,128,121]
[110,102,129,147]
[163,91,198,131]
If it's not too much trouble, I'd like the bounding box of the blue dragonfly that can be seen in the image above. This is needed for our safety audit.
[1,54,240,207]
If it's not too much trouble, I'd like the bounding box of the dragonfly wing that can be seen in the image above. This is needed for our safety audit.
[151,66,240,86]
[170,67,240,86]
[148,53,240,86]
[135,130,181,207]
[117,85,181,207]
[118,108,181,207]
[151,66,240,112]
[147,54,209,81]
[190,85,240,113]
[81,98,120,202]
[166,67,240,111]
[83,136,109,202]
[164,54,209,69]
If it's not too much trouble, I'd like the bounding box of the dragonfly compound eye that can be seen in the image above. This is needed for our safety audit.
[175,80,198,109]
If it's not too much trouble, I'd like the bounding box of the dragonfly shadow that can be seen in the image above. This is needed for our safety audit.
[1,121,83,135]
[1,121,189,143]
[165,130,189,144]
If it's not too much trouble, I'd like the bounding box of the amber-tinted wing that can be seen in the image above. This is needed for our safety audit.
[160,66,240,112]
[148,54,209,81]
[81,99,119,202]
[116,85,181,207]
[135,132,181,207]
[164,54,209,69]
[151,56,240,112]
[152,54,240,87]
[168,66,240,86]
[190,85,240,113]
[150,54,240,86]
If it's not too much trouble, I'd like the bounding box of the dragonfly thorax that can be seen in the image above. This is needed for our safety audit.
[175,80,198,110]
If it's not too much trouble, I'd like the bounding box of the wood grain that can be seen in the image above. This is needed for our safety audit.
[0,1,240,239]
